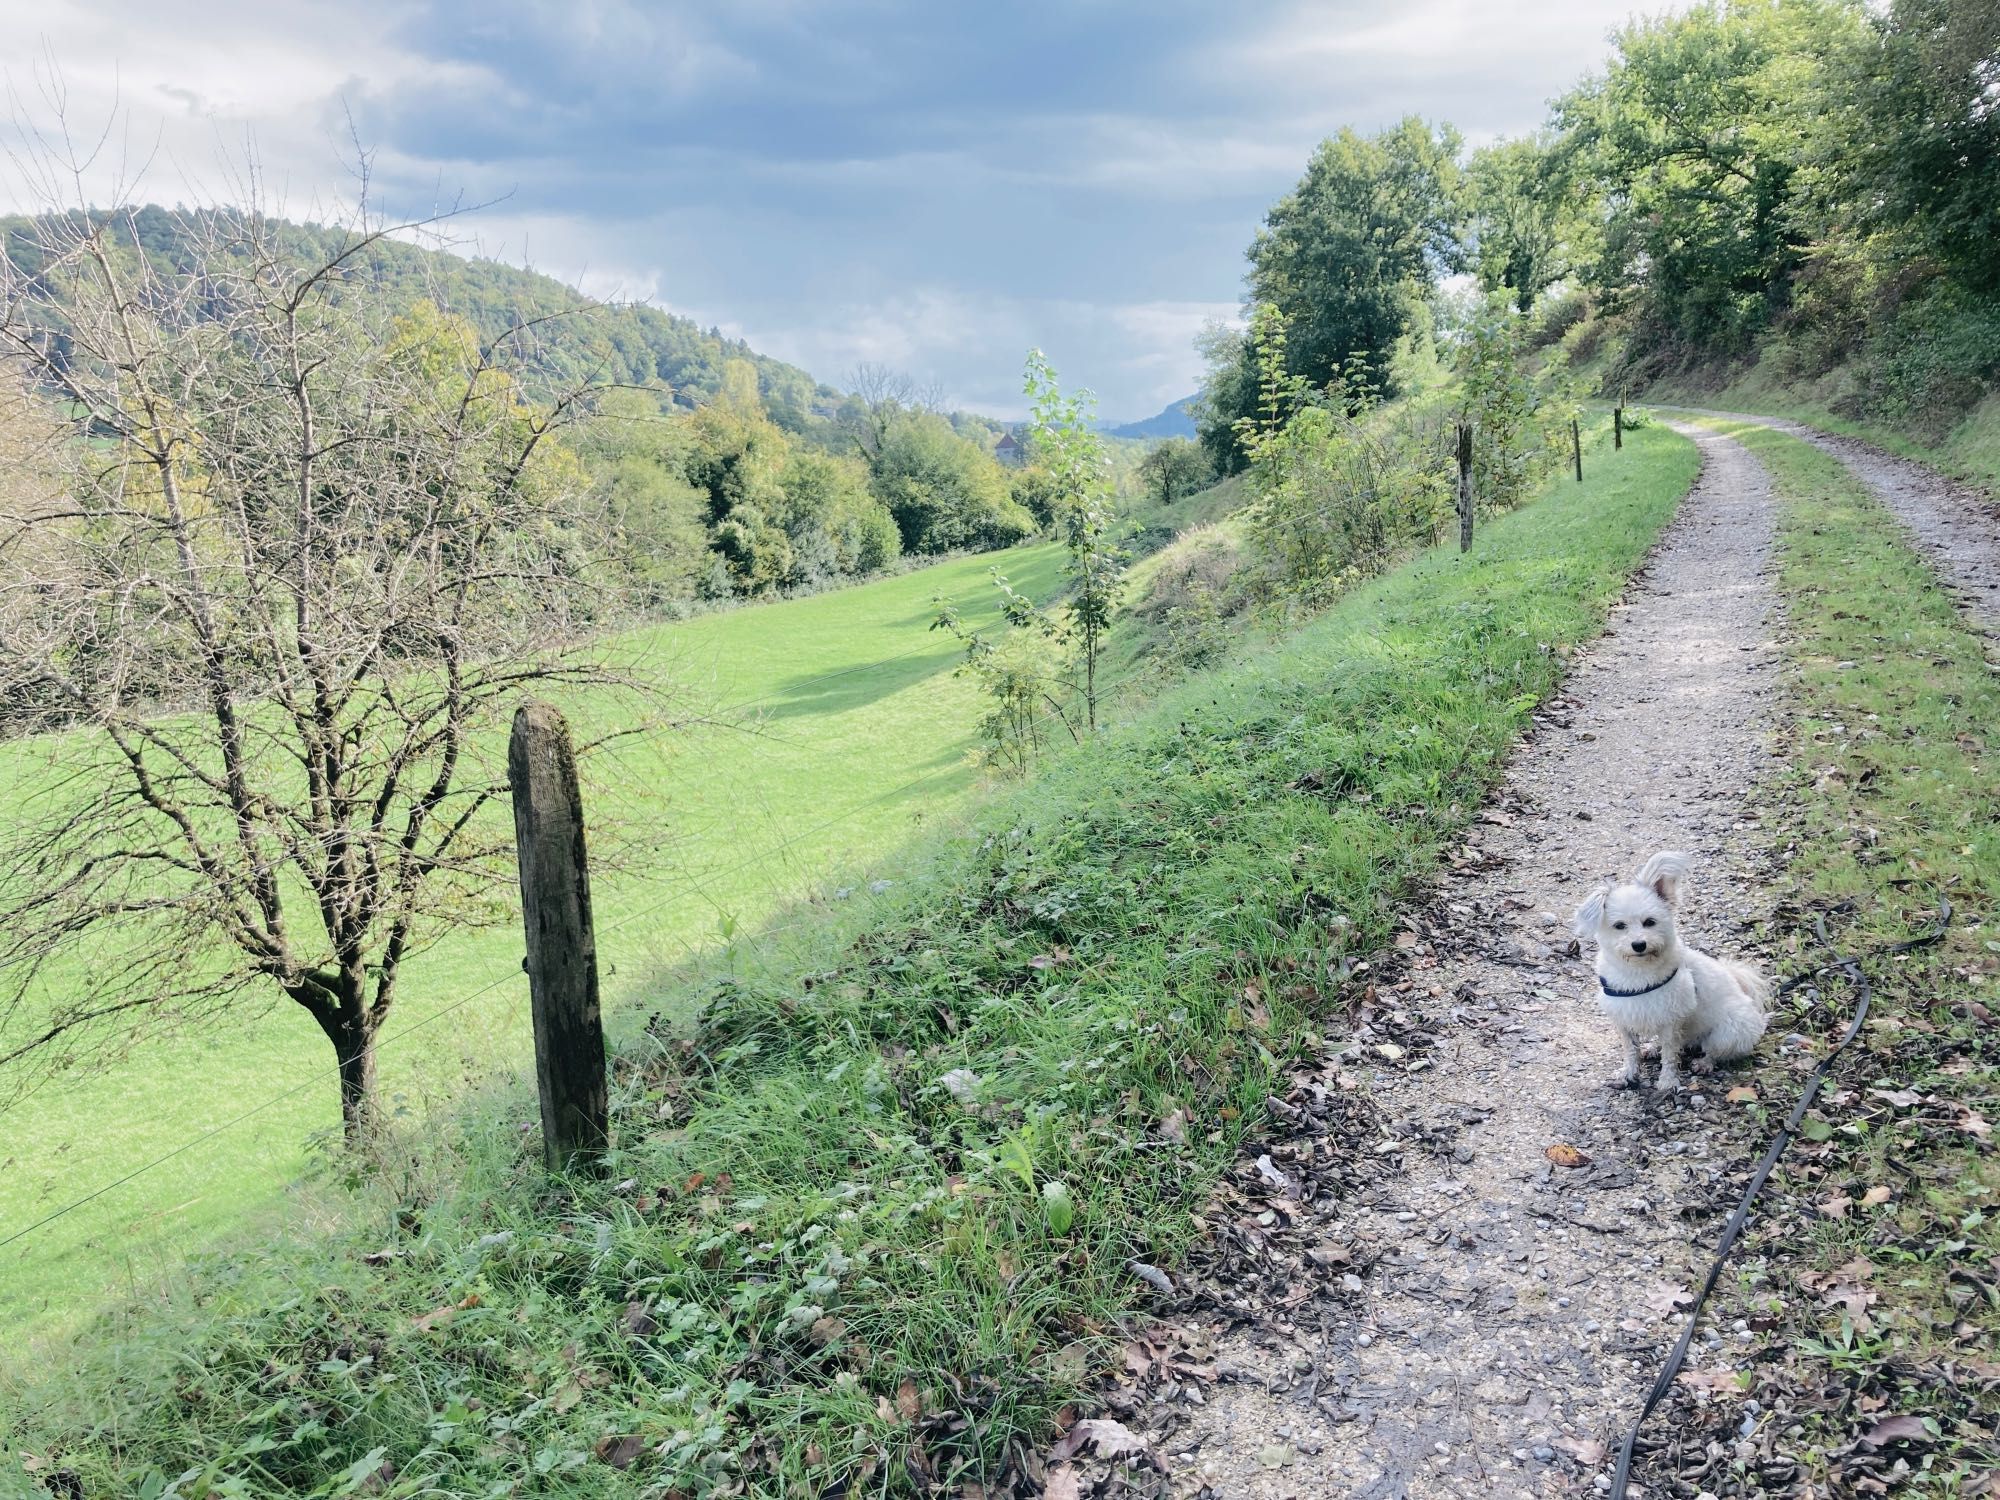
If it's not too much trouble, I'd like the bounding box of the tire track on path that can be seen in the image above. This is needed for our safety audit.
[1679,409,2000,639]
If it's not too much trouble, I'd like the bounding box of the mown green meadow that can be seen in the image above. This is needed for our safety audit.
[0,541,1062,1345]
[2,417,1700,1495]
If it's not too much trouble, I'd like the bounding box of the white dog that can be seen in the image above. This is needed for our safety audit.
[1572,851,1769,1092]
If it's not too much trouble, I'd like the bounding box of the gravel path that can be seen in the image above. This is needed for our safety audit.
[1169,426,1785,1498]
[1688,410,2000,638]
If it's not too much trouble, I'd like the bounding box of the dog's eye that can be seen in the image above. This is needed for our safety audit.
[1611,921,1626,931]
[1642,917,1656,928]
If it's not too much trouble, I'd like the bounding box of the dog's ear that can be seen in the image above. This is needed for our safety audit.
[1633,851,1691,906]
[1572,884,1609,937]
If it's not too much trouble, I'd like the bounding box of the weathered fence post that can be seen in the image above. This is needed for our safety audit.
[1613,406,1624,450]
[1455,422,1474,554]
[1572,418,1584,482]
[509,701,609,1176]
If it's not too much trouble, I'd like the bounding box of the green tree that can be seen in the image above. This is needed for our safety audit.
[1136,436,1215,506]
[1456,293,1576,513]
[1466,132,1593,314]
[1247,117,1465,398]
[1025,350,1125,731]
[1193,319,1257,475]
[870,413,1033,554]
[1558,0,1864,348]
[774,449,901,585]
[1836,0,2000,292]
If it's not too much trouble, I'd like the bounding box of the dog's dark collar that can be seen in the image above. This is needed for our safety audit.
[1601,968,1680,999]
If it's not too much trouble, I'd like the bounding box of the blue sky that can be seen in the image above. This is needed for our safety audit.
[7,1,1657,418]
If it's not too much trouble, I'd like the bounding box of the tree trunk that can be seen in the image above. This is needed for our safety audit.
[333,1021,378,1142]
[1455,422,1474,554]
[298,980,378,1143]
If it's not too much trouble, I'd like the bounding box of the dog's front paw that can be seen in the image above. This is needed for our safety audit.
[1689,1055,1717,1077]
[1612,1071,1641,1090]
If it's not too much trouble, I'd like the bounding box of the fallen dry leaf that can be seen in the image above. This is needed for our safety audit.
[1552,1435,1607,1465]
[1644,1284,1694,1318]
[1861,1414,1931,1447]
[1545,1142,1590,1168]
[896,1377,922,1423]
[1726,1085,1759,1103]
[1043,1464,1081,1500]
[808,1315,846,1347]
[594,1435,646,1470]
[1860,1185,1892,1209]
[1820,1194,1854,1220]
[1049,1418,1151,1464]
[1678,1366,1743,1396]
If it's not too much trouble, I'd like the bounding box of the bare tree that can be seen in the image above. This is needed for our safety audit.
[0,172,644,1137]
[846,361,942,470]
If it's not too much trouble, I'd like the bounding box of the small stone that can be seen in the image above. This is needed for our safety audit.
[1357,1332,1374,1347]
[1532,1446,1555,1461]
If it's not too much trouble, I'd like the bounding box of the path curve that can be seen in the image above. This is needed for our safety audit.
[1170,425,1784,1498]
[1682,409,2000,638]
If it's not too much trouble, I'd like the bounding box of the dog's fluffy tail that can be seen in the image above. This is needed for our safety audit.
[1704,960,1771,1061]
[1725,958,1772,1007]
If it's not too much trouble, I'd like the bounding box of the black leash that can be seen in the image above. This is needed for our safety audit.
[1608,898,1954,1497]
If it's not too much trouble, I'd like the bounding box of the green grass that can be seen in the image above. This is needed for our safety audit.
[1666,422,1999,1493]
[0,541,1064,1347]
[0,421,1698,1498]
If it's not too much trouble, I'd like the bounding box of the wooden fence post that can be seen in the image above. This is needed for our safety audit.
[1572,418,1584,482]
[1455,422,1474,554]
[509,701,608,1176]
[1613,406,1624,450]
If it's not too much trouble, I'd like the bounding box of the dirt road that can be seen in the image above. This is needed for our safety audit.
[1168,424,1784,1498]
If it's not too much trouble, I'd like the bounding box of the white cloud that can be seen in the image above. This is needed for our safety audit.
[1,0,1679,414]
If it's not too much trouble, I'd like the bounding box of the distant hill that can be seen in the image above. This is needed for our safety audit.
[0,207,837,430]
[1107,395,1199,440]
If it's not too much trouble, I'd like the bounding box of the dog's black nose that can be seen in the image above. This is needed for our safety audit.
[1631,939,1649,954]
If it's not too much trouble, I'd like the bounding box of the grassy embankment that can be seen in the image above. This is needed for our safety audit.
[0,541,1065,1345]
[1661,421,1997,1493]
[2,418,1698,1497]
